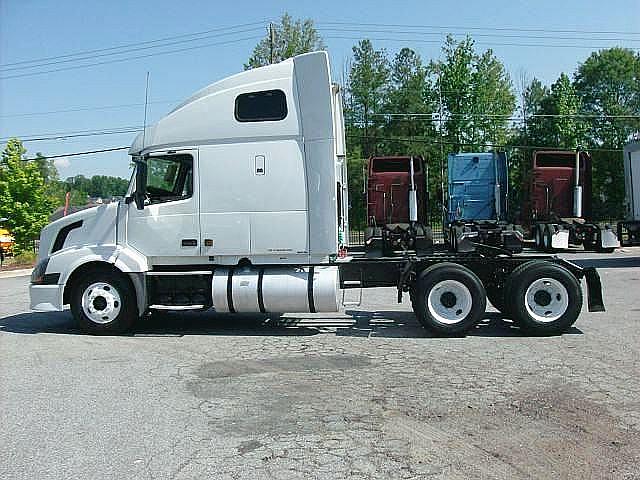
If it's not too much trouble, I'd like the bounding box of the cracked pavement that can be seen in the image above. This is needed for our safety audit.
[1,249,639,479]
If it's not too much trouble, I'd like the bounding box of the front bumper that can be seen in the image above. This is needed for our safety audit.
[29,283,64,311]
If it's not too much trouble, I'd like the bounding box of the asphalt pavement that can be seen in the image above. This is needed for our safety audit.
[1,248,639,479]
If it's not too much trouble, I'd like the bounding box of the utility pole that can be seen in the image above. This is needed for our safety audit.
[269,23,275,64]
[438,67,446,229]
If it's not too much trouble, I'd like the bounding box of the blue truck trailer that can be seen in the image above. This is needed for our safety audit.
[445,152,522,253]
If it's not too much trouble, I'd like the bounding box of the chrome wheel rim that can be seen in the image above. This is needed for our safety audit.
[427,280,473,325]
[524,277,569,323]
[81,282,122,324]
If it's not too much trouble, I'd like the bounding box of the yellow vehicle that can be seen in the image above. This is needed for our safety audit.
[0,228,14,255]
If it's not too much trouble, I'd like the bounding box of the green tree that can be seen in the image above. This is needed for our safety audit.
[33,153,59,184]
[525,73,585,149]
[575,48,640,218]
[345,39,390,158]
[433,36,515,152]
[0,139,53,253]
[383,48,436,153]
[245,14,325,69]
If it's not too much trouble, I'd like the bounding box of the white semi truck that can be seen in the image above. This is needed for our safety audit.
[30,52,605,336]
[618,141,640,246]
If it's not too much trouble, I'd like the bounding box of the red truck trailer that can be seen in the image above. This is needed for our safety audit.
[364,156,432,255]
[520,150,618,252]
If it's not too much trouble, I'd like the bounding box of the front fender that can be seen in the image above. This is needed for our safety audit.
[46,244,149,286]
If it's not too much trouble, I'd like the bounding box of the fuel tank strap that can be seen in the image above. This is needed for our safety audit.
[226,267,236,313]
[307,266,316,313]
[257,268,266,313]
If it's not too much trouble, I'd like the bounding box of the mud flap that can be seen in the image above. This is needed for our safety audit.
[599,228,620,249]
[551,228,569,249]
[584,267,605,312]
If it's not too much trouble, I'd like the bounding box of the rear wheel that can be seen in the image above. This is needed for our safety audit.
[71,268,138,335]
[413,263,486,335]
[507,261,582,336]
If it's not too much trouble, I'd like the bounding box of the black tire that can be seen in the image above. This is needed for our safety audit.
[414,263,486,336]
[70,268,138,335]
[507,261,582,336]
[409,287,418,311]
[533,225,542,250]
[502,260,548,317]
[542,225,553,252]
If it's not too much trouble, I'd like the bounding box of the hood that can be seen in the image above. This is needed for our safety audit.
[39,202,119,260]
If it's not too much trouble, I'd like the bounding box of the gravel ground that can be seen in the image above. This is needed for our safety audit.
[1,249,639,479]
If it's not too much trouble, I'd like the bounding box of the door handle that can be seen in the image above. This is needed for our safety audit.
[181,239,198,247]
[255,155,265,175]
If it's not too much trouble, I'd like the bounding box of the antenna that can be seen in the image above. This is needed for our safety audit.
[142,71,150,151]
[269,23,275,64]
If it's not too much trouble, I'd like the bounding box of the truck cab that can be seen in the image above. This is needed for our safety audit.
[445,152,521,253]
[364,156,432,255]
[30,52,349,333]
[521,150,618,252]
[618,141,640,246]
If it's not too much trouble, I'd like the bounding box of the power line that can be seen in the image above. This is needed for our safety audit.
[23,146,130,161]
[0,99,180,118]
[1,20,269,68]
[346,133,625,152]
[320,26,640,44]
[16,129,143,143]
[1,126,143,143]
[1,26,265,73]
[318,21,640,37]
[325,35,640,51]
[0,35,263,80]
[369,112,640,119]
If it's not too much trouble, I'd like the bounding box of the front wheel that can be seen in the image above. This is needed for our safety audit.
[507,262,582,336]
[414,263,486,336]
[70,268,138,335]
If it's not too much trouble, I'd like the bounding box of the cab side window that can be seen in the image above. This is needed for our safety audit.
[145,154,193,204]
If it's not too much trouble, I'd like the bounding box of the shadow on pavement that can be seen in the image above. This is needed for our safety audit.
[0,309,582,338]
[568,256,640,269]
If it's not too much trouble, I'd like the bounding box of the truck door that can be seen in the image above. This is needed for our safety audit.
[126,150,201,259]
[197,141,308,259]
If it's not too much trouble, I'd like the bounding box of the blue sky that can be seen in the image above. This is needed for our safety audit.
[1,0,638,180]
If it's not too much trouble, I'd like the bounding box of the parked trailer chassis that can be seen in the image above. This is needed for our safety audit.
[617,220,640,247]
[365,223,433,256]
[530,220,619,253]
[446,220,523,254]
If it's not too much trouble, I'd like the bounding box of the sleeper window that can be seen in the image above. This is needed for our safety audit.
[235,89,287,122]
